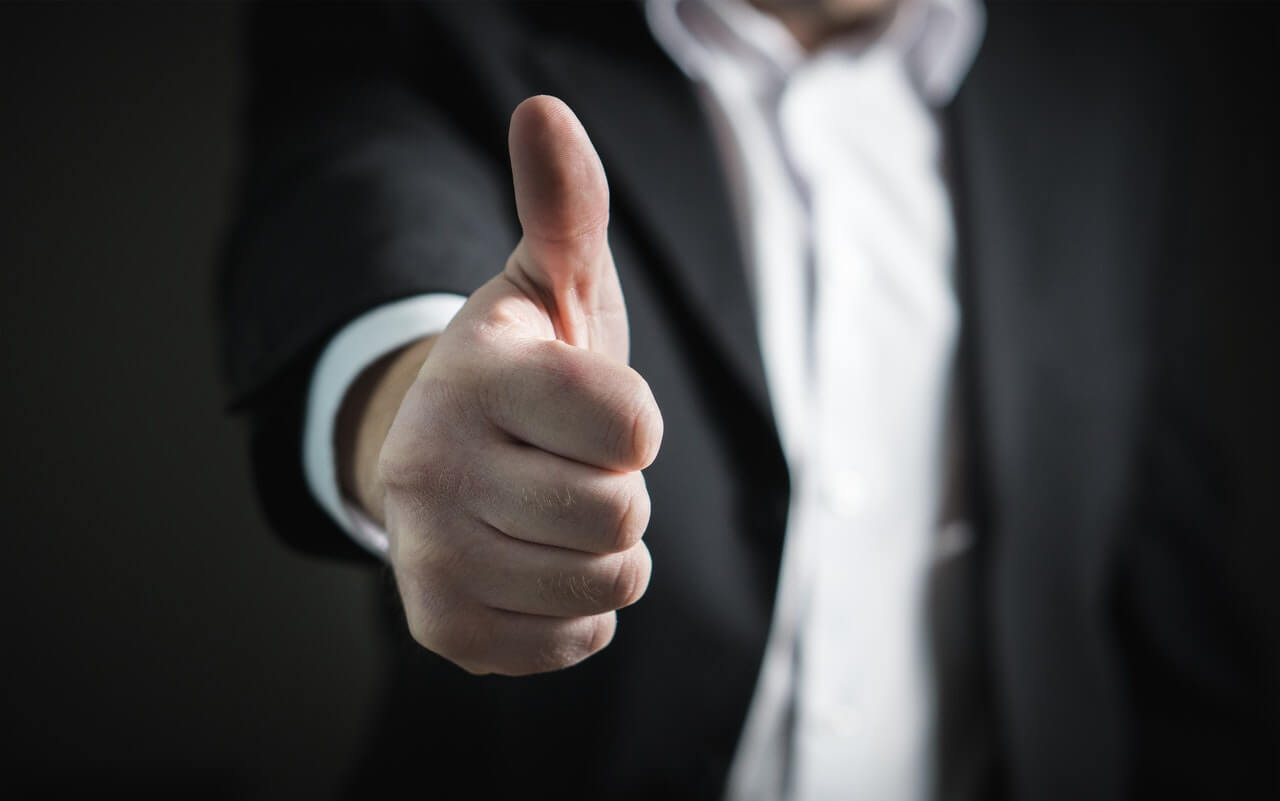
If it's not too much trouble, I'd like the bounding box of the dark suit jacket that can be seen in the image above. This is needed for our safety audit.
[219,3,1279,799]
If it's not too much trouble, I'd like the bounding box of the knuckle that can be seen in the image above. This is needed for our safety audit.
[586,613,617,656]
[517,480,576,526]
[536,616,615,673]
[607,477,650,552]
[395,544,494,665]
[412,374,490,463]
[629,379,663,468]
[384,449,487,538]
[601,491,634,554]
[609,547,651,609]
[537,569,602,610]
[612,373,662,468]
[396,517,458,577]
[605,408,637,467]
[532,636,580,674]
[474,292,532,344]
[378,413,456,499]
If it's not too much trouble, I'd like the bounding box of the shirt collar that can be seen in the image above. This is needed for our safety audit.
[645,0,985,105]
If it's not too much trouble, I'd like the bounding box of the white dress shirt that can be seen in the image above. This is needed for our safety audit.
[302,1,983,798]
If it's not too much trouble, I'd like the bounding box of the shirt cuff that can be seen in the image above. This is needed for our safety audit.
[302,294,467,559]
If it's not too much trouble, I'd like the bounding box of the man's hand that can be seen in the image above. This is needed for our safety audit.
[339,96,663,676]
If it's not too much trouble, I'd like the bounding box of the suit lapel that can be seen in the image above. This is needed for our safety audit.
[944,10,1170,798]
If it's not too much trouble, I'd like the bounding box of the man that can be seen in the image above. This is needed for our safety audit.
[219,2,1278,799]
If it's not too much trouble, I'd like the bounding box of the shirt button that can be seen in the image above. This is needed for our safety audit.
[823,466,870,519]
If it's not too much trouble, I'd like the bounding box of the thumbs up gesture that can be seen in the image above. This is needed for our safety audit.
[364,97,663,675]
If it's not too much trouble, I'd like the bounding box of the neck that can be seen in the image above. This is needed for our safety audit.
[749,0,896,51]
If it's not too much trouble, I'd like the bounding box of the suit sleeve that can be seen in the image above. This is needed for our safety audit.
[216,4,519,557]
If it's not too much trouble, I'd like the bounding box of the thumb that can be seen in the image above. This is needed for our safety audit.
[505,95,628,360]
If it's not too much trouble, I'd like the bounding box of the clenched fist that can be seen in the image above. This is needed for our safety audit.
[339,96,663,676]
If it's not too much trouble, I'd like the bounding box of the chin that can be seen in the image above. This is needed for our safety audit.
[757,0,894,15]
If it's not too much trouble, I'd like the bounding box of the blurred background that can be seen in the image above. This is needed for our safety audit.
[1,5,384,797]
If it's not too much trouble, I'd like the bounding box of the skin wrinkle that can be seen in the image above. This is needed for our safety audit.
[609,555,634,610]
[473,277,558,343]
[504,249,617,355]
[520,482,576,519]
[536,570,602,607]
[579,243,629,360]
[500,258,560,339]
[562,282,589,351]
[506,249,594,351]
[629,398,654,471]
[614,488,637,553]
[570,573,599,603]
[478,340,549,443]
[477,354,532,446]
[472,307,529,346]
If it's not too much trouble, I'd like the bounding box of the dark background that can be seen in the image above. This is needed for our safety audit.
[1,5,385,797]
[3,3,1278,799]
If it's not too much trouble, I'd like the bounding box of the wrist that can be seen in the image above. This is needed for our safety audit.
[336,334,438,525]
